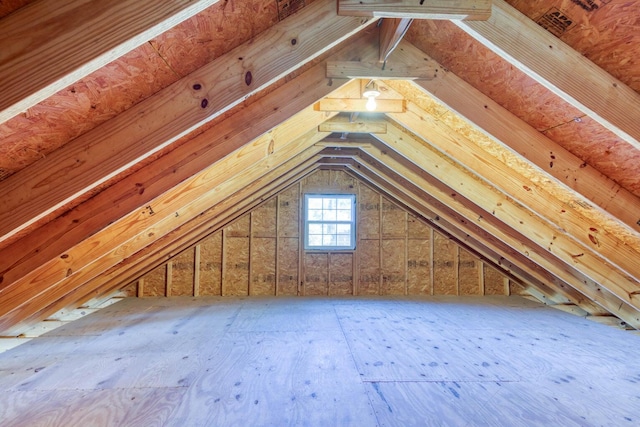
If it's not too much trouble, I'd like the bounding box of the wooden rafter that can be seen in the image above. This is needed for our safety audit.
[337,0,491,20]
[379,18,413,64]
[452,0,640,149]
[0,0,376,246]
[0,0,221,123]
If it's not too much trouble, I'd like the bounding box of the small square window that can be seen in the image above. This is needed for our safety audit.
[304,194,356,250]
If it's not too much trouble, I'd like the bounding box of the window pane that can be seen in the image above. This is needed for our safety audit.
[337,198,351,209]
[336,224,351,235]
[323,198,337,210]
[322,210,337,221]
[309,224,322,234]
[308,198,322,209]
[323,235,336,246]
[308,209,322,221]
[323,224,336,235]
[308,235,322,246]
[337,235,351,246]
[336,209,351,221]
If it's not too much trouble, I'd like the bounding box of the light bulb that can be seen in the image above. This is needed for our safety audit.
[365,96,377,111]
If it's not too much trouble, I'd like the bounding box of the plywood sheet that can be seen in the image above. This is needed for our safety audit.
[170,248,195,297]
[358,185,380,239]
[458,248,480,296]
[199,231,222,296]
[433,231,456,295]
[407,214,430,237]
[278,237,299,296]
[328,169,356,190]
[119,282,138,297]
[141,264,166,297]
[304,253,328,296]
[223,236,249,296]
[381,239,405,295]
[251,198,277,237]
[302,169,331,191]
[277,185,300,238]
[510,279,528,296]
[381,197,406,237]
[329,253,353,295]
[407,239,431,295]
[250,237,276,296]
[225,215,250,237]
[484,264,506,295]
[358,239,380,295]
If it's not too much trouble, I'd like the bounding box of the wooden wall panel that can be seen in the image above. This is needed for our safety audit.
[278,237,299,296]
[359,239,380,295]
[458,248,480,296]
[141,265,166,297]
[381,239,405,295]
[358,185,380,239]
[120,170,514,300]
[329,253,353,295]
[278,185,299,238]
[433,231,457,295]
[250,237,276,296]
[484,264,506,295]
[381,197,406,237]
[199,231,222,296]
[304,253,328,296]
[170,249,195,296]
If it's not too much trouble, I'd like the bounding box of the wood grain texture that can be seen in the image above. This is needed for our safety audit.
[453,0,640,149]
[338,0,491,19]
[0,0,221,123]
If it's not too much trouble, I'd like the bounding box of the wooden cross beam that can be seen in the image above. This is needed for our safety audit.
[338,0,491,20]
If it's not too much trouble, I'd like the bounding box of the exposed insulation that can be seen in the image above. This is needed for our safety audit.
[252,199,277,237]
[277,237,299,296]
[358,239,380,295]
[304,253,328,296]
[199,231,223,296]
[407,239,431,295]
[141,264,166,297]
[484,264,507,295]
[358,185,380,239]
[381,239,405,295]
[223,235,249,296]
[329,253,353,295]
[278,185,300,238]
[458,248,480,296]
[250,237,276,296]
[432,231,457,295]
[381,197,406,238]
[170,248,195,297]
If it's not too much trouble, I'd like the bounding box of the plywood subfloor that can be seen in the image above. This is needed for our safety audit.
[1,296,639,426]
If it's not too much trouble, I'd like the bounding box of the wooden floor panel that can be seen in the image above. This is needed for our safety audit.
[1,296,640,426]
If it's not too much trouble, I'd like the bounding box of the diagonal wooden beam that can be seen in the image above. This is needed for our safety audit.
[386,40,640,235]
[383,90,640,287]
[0,0,221,123]
[373,119,640,326]
[379,18,413,63]
[338,0,491,20]
[318,115,387,134]
[0,0,376,246]
[0,123,331,335]
[452,0,640,149]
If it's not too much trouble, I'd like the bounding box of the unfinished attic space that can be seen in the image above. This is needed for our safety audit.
[1,0,640,425]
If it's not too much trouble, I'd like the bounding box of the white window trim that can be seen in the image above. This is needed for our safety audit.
[304,193,356,251]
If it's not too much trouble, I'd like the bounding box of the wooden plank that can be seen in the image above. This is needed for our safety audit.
[329,253,353,295]
[433,232,457,295]
[388,41,640,234]
[0,0,376,245]
[0,0,221,123]
[326,60,437,79]
[453,0,640,149]
[316,98,405,112]
[338,0,491,20]
[459,248,481,296]
[381,239,405,295]
[304,253,329,296]
[170,248,195,297]
[318,116,387,134]
[250,238,276,296]
[199,232,223,296]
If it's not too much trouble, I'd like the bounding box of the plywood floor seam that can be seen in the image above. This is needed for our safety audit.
[1,296,640,426]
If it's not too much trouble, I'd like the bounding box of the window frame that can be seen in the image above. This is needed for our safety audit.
[303,193,356,251]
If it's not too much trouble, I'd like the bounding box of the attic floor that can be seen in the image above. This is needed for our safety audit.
[0,296,639,426]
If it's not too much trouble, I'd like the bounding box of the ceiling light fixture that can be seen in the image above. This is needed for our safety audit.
[363,81,380,111]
